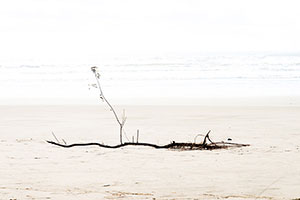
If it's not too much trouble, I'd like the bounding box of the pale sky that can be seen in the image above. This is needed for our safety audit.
[1,0,300,61]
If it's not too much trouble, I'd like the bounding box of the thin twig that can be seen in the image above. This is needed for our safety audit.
[256,176,283,199]
[51,132,60,144]
[123,129,130,142]
[202,130,211,145]
[62,139,67,145]
[91,67,124,144]
[194,134,205,144]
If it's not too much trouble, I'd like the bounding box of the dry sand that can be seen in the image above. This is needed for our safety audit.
[0,103,300,199]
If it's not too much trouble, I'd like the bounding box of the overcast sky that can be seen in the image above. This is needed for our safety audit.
[1,0,300,61]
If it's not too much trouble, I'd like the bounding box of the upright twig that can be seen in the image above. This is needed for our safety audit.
[136,129,139,143]
[202,130,211,145]
[91,66,125,144]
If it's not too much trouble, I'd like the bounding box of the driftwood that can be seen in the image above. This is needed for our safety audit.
[47,67,250,151]
[47,131,249,150]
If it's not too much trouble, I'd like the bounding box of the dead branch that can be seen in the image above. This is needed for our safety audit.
[47,67,250,151]
[47,132,249,151]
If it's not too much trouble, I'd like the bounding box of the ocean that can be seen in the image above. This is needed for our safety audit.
[1,55,300,104]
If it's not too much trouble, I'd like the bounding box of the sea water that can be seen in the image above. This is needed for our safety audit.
[1,55,300,104]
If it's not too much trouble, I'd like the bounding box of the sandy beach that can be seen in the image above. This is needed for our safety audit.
[1,102,300,200]
[2,0,300,199]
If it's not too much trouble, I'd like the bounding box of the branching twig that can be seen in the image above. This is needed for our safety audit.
[91,66,125,144]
